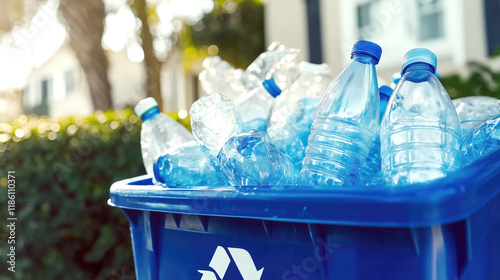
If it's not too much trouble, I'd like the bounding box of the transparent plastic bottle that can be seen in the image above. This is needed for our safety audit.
[190,93,242,158]
[153,141,221,187]
[359,86,393,185]
[134,97,194,176]
[300,40,382,186]
[199,56,239,99]
[392,71,440,89]
[453,96,500,134]
[267,62,331,169]
[234,45,300,131]
[218,130,298,187]
[381,49,462,186]
[391,72,401,89]
[234,78,284,131]
[461,114,500,166]
[246,41,299,82]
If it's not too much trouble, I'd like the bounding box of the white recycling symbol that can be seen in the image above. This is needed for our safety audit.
[198,246,264,280]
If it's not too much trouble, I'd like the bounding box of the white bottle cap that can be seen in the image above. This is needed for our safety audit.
[134,97,159,117]
[300,61,330,74]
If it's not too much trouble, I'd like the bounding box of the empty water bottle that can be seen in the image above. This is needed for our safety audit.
[235,46,300,131]
[301,40,382,186]
[218,130,298,187]
[359,85,393,185]
[190,93,242,158]
[381,49,462,186]
[234,78,284,131]
[392,71,440,89]
[461,114,500,166]
[246,42,299,82]
[199,56,235,95]
[134,97,194,176]
[153,141,221,187]
[267,62,331,169]
[453,96,500,134]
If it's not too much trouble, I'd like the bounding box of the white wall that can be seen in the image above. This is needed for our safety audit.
[25,45,94,119]
[24,44,190,119]
[264,0,309,63]
[265,0,493,83]
[108,50,145,110]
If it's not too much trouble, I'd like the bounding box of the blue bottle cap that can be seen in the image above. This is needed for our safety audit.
[262,78,282,98]
[401,48,437,75]
[392,72,401,85]
[351,40,382,65]
[153,159,166,184]
[379,85,393,100]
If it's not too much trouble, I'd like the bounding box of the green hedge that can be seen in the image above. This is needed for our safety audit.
[441,61,500,100]
[0,109,190,279]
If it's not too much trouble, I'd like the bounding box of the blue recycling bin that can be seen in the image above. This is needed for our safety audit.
[108,149,500,280]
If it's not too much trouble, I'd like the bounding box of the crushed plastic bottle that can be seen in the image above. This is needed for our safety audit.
[300,40,382,187]
[453,96,500,134]
[134,97,194,176]
[267,62,331,169]
[246,42,299,82]
[199,56,241,100]
[153,141,221,187]
[461,114,500,166]
[381,49,462,186]
[218,130,298,187]
[359,85,393,185]
[190,93,242,158]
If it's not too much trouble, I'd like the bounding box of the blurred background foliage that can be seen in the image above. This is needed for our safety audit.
[0,109,189,279]
[181,0,265,70]
[441,61,500,99]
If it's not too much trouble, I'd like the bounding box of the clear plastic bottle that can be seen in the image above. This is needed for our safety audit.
[153,141,221,187]
[453,96,500,134]
[381,49,462,186]
[359,85,393,185]
[267,62,331,169]
[246,42,299,82]
[460,114,500,166]
[300,40,382,186]
[234,45,300,131]
[190,93,242,158]
[218,130,298,187]
[199,56,239,99]
[234,78,284,131]
[134,97,194,176]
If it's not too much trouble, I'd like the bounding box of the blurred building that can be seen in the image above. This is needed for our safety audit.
[264,0,500,83]
[21,44,190,119]
[0,88,23,122]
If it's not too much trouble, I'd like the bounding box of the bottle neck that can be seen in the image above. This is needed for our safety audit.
[352,53,378,65]
[402,62,435,75]
[141,107,160,121]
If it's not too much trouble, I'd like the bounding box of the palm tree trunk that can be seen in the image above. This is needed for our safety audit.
[132,0,163,109]
[59,0,113,111]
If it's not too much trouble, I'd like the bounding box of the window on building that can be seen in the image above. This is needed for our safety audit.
[418,0,444,41]
[65,69,75,94]
[357,1,376,40]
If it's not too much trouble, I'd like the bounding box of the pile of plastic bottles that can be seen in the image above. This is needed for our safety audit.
[134,40,500,188]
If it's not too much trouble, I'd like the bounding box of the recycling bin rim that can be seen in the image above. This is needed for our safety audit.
[109,149,500,228]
